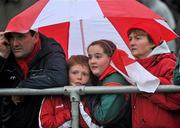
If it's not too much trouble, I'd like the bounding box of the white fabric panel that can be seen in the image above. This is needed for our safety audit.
[125,62,159,92]
[111,62,160,93]
[79,102,102,128]
[59,120,71,128]
[38,98,45,128]
[69,21,85,57]
[32,0,104,29]
[68,18,133,58]
[148,41,170,57]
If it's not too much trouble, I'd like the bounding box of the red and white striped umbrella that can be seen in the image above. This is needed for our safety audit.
[5,0,178,92]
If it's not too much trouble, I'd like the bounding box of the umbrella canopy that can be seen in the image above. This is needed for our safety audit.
[5,0,178,92]
[6,0,178,56]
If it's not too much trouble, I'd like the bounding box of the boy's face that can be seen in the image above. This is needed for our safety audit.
[69,64,90,86]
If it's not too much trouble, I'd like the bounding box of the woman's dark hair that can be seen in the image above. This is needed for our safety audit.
[87,39,117,57]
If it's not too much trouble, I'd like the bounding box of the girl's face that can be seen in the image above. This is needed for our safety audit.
[69,64,90,86]
[88,44,111,77]
[129,32,155,59]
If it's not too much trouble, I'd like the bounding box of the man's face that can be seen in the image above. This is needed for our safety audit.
[6,31,37,59]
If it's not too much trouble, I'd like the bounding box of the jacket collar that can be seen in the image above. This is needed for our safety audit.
[148,41,170,57]
[29,33,65,68]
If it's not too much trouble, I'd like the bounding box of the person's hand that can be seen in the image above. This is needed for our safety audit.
[11,96,24,105]
[0,32,10,58]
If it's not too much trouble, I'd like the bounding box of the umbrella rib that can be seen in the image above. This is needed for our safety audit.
[80,19,86,55]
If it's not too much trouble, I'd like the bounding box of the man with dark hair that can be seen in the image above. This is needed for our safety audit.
[0,30,68,128]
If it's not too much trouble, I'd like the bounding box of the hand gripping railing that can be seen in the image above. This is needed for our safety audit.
[0,85,180,128]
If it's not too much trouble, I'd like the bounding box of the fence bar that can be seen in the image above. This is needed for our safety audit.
[70,91,80,128]
[0,85,180,128]
[83,85,180,94]
[0,85,180,96]
[0,87,65,95]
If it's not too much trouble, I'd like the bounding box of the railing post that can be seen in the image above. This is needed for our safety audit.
[70,91,80,128]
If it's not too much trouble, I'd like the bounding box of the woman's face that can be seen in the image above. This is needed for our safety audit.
[69,64,90,86]
[129,32,155,59]
[88,44,111,77]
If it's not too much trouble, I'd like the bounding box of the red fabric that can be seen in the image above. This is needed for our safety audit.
[39,96,71,128]
[104,82,122,86]
[99,49,135,81]
[5,0,178,58]
[7,0,162,33]
[99,66,116,81]
[111,49,135,74]
[108,18,178,49]
[97,0,162,19]
[39,96,96,128]
[6,0,48,33]
[132,53,180,128]
[16,37,41,79]
[39,22,70,59]
[16,61,29,79]
[137,53,176,84]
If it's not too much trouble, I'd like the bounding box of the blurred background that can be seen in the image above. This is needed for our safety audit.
[0,0,37,31]
[139,0,180,54]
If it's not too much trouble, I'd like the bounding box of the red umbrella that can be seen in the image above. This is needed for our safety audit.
[5,0,178,92]
[5,0,178,56]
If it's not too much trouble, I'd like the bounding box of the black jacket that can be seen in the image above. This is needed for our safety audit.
[173,50,180,85]
[0,33,68,128]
